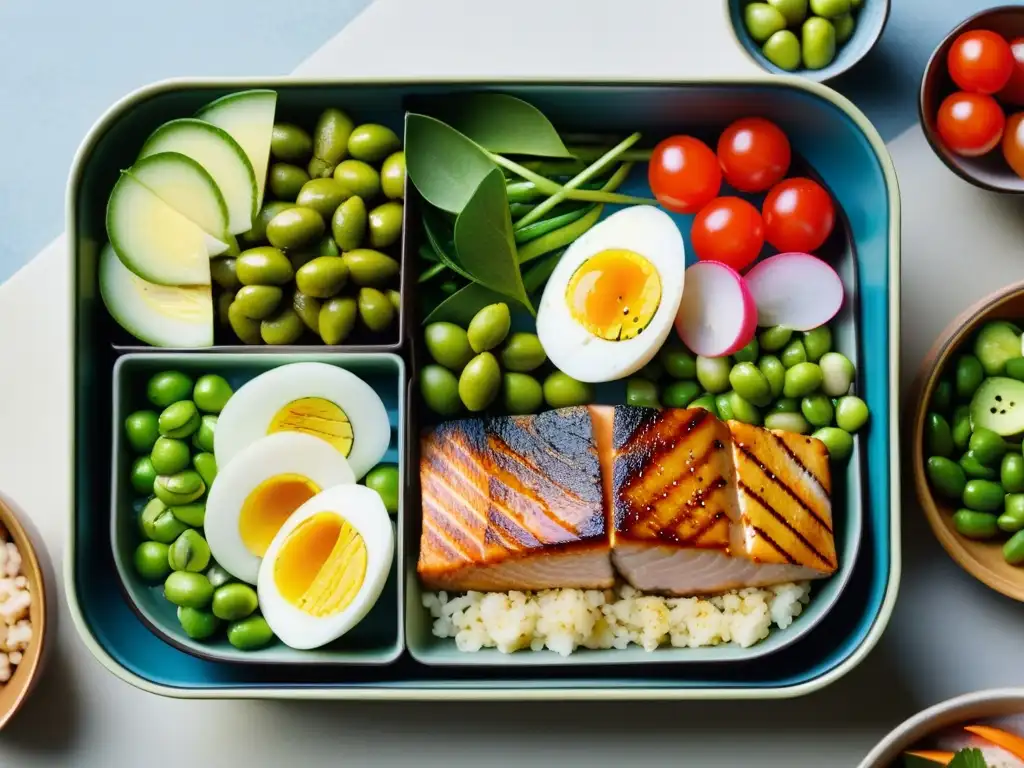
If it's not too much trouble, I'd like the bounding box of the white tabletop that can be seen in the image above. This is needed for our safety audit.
[1,1,1022,764]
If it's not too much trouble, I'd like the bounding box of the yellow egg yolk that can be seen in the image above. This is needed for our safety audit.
[239,474,320,557]
[272,512,367,617]
[565,249,661,341]
[267,397,354,457]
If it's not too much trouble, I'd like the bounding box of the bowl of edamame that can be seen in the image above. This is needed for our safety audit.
[728,0,890,82]
[913,280,1024,602]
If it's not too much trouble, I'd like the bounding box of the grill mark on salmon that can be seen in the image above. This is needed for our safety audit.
[769,430,831,497]
[733,442,831,535]
[738,481,833,568]
[749,524,798,565]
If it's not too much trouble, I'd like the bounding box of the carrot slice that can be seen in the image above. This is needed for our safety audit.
[904,750,955,765]
[965,724,1024,759]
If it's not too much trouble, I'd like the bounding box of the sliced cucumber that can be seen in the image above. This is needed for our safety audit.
[106,172,227,286]
[971,376,1024,436]
[974,320,1023,376]
[128,152,229,239]
[99,243,213,347]
[196,89,277,210]
[138,118,256,235]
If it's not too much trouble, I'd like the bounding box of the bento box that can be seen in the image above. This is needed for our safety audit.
[65,74,900,700]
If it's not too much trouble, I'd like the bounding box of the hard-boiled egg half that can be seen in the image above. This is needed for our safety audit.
[205,432,356,584]
[258,484,394,650]
[215,362,390,480]
[535,206,686,383]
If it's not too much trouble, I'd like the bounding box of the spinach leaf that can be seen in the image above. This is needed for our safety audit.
[422,208,473,282]
[432,93,573,158]
[405,114,495,214]
[453,168,533,314]
[948,748,988,768]
[423,282,527,327]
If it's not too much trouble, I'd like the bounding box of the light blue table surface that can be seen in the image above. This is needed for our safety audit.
[0,0,1004,284]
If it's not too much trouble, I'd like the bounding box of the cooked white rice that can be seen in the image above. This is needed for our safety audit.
[422,582,812,656]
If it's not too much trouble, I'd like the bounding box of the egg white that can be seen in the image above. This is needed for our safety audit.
[535,205,686,383]
[204,431,356,584]
[214,362,391,480]
[257,484,394,650]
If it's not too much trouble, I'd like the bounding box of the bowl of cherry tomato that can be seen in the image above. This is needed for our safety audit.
[920,6,1024,193]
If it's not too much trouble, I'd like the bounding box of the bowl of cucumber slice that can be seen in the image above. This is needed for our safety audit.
[913,280,1024,602]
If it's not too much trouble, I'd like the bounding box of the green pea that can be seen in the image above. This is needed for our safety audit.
[660,346,697,379]
[134,541,171,582]
[925,412,954,458]
[962,479,1005,512]
[744,2,787,43]
[626,378,661,409]
[960,450,999,480]
[331,196,367,252]
[733,339,760,364]
[696,356,732,394]
[1005,530,1024,565]
[193,452,217,488]
[242,201,295,245]
[164,571,214,610]
[158,401,200,439]
[153,470,206,507]
[801,394,834,428]
[333,160,381,200]
[206,564,232,589]
[425,322,474,371]
[953,509,1000,540]
[728,392,762,425]
[236,246,294,287]
[729,363,772,407]
[501,332,547,373]
[467,303,511,353]
[802,327,833,362]
[503,372,544,415]
[689,394,718,415]
[295,178,347,220]
[261,306,305,345]
[812,427,854,461]
[296,256,349,299]
[781,340,808,368]
[663,380,702,409]
[124,410,160,453]
[381,151,405,200]
[802,17,837,70]
[368,201,404,250]
[421,365,462,416]
[767,0,808,25]
[233,285,283,320]
[212,583,259,621]
[150,436,191,475]
[783,362,823,398]
[266,207,325,250]
[130,456,157,494]
[1000,494,1024,532]
[809,0,850,18]
[319,297,358,345]
[759,356,786,399]
[342,249,400,288]
[835,395,869,433]
[956,355,985,399]
[357,288,395,333]
[763,29,802,71]
[764,412,812,434]
[833,12,855,45]
[770,397,800,414]
[364,464,400,515]
[926,456,967,500]
[715,393,736,421]
[970,427,1008,466]
[177,606,220,641]
[952,405,973,451]
[227,615,274,650]
[759,326,793,352]
[348,124,401,164]
[543,372,594,409]
[147,371,193,408]
[171,502,206,528]
[1003,454,1024,493]
[819,352,855,396]
[932,379,953,413]
[271,123,314,164]
[268,163,310,201]
[309,108,354,178]
[167,529,212,573]
[192,374,233,414]
[459,352,501,412]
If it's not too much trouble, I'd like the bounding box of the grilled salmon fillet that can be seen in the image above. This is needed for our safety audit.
[417,406,613,592]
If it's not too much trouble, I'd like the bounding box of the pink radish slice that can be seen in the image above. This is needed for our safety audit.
[675,261,758,357]
[743,252,844,331]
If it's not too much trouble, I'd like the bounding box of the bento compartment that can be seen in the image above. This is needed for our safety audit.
[109,351,405,665]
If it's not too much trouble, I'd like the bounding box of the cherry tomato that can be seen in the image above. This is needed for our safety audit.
[937,91,1005,157]
[648,136,722,214]
[998,37,1024,105]
[690,197,764,271]
[1002,112,1024,179]
[761,178,835,254]
[948,30,1014,95]
[716,117,792,193]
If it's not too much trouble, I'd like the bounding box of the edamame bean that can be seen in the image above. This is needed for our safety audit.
[543,372,594,408]
[158,401,200,439]
[833,12,855,45]
[781,340,808,368]
[696,356,732,394]
[296,178,347,220]
[150,436,191,475]
[802,17,837,70]
[348,124,401,164]
[387,289,401,313]
[729,363,772,407]
[801,394,834,428]
[763,30,802,71]
[140,498,188,543]
[1003,454,1024,493]
[952,405,973,451]
[770,397,800,414]
[334,160,381,200]
[125,410,160,453]
[662,380,702,409]
[153,470,206,506]
[715,393,737,421]
[819,352,855,396]
[193,452,217,488]
[661,346,697,379]
[962,479,1005,512]
[242,201,295,245]
[768,0,808,25]
[309,108,354,178]
[168,529,212,573]
[639,358,666,383]
[626,379,661,409]
[357,288,395,333]
[501,332,547,372]
[744,2,787,43]
[467,303,511,353]
[381,151,405,200]
[728,392,762,425]
[1005,530,1024,565]
[926,456,967,500]
[960,450,998,480]
[733,339,760,364]
[802,326,832,362]
[296,256,349,299]
[331,196,367,251]
[233,285,283,320]
[130,456,157,495]
[147,371,193,408]
[952,509,999,540]
[809,0,850,17]
[192,415,217,453]
[812,427,854,461]
[177,606,220,641]
[689,394,718,415]
[236,246,295,286]
[459,353,501,412]
[759,326,793,352]
[261,306,305,345]
[764,412,812,434]
[421,365,462,416]
[227,615,274,650]
[835,395,869,433]
[926,413,954,458]
[783,362,823,398]
[228,301,262,345]
[192,374,233,414]
[956,354,985,399]
[503,373,544,415]
[212,583,259,621]
[319,297,358,345]
[271,123,314,164]
[759,356,786,399]
[425,322,474,371]
[970,427,1008,466]
[171,502,206,528]
[343,249,400,288]
[364,464,400,514]
[268,163,310,201]
[134,541,171,582]
[368,201,404,249]
[932,378,953,413]
[1000,494,1024,532]
[266,207,325,250]
[164,571,214,610]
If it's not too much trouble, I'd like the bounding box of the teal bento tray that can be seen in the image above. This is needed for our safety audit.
[65,74,901,700]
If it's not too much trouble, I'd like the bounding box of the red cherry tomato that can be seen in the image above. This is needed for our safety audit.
[948,30,1014,95]
[761,178,835,254]
[998,38,1024,105]
[690,197,764,271]
[648,136,722,214]
[937,91,1006,157]
[716,117,792,193]
[1002,112,1024,179]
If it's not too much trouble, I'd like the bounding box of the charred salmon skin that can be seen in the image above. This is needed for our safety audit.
[417,406,613,592]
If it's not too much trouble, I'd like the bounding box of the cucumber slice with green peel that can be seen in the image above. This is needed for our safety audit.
[138,118,256,235]
[99,243,213,348]
[106,173,227,286]
[196,89,277,210]
[974,320,1023,375]
[970,376,1024,436]
[128,152,229,239]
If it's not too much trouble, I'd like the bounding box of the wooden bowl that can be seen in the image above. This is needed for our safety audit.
[0,496,49,729]
[919,6,1024,193]
[911,280,1024,602]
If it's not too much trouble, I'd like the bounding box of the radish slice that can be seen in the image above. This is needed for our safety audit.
[675,261,757,357]
[743,252,844,331]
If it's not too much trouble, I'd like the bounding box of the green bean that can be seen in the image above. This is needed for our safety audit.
[508,202,536,219]
[514,205,595,244]
[517,205,604,264]
[520,158,591,177]
[419,262,447,283]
